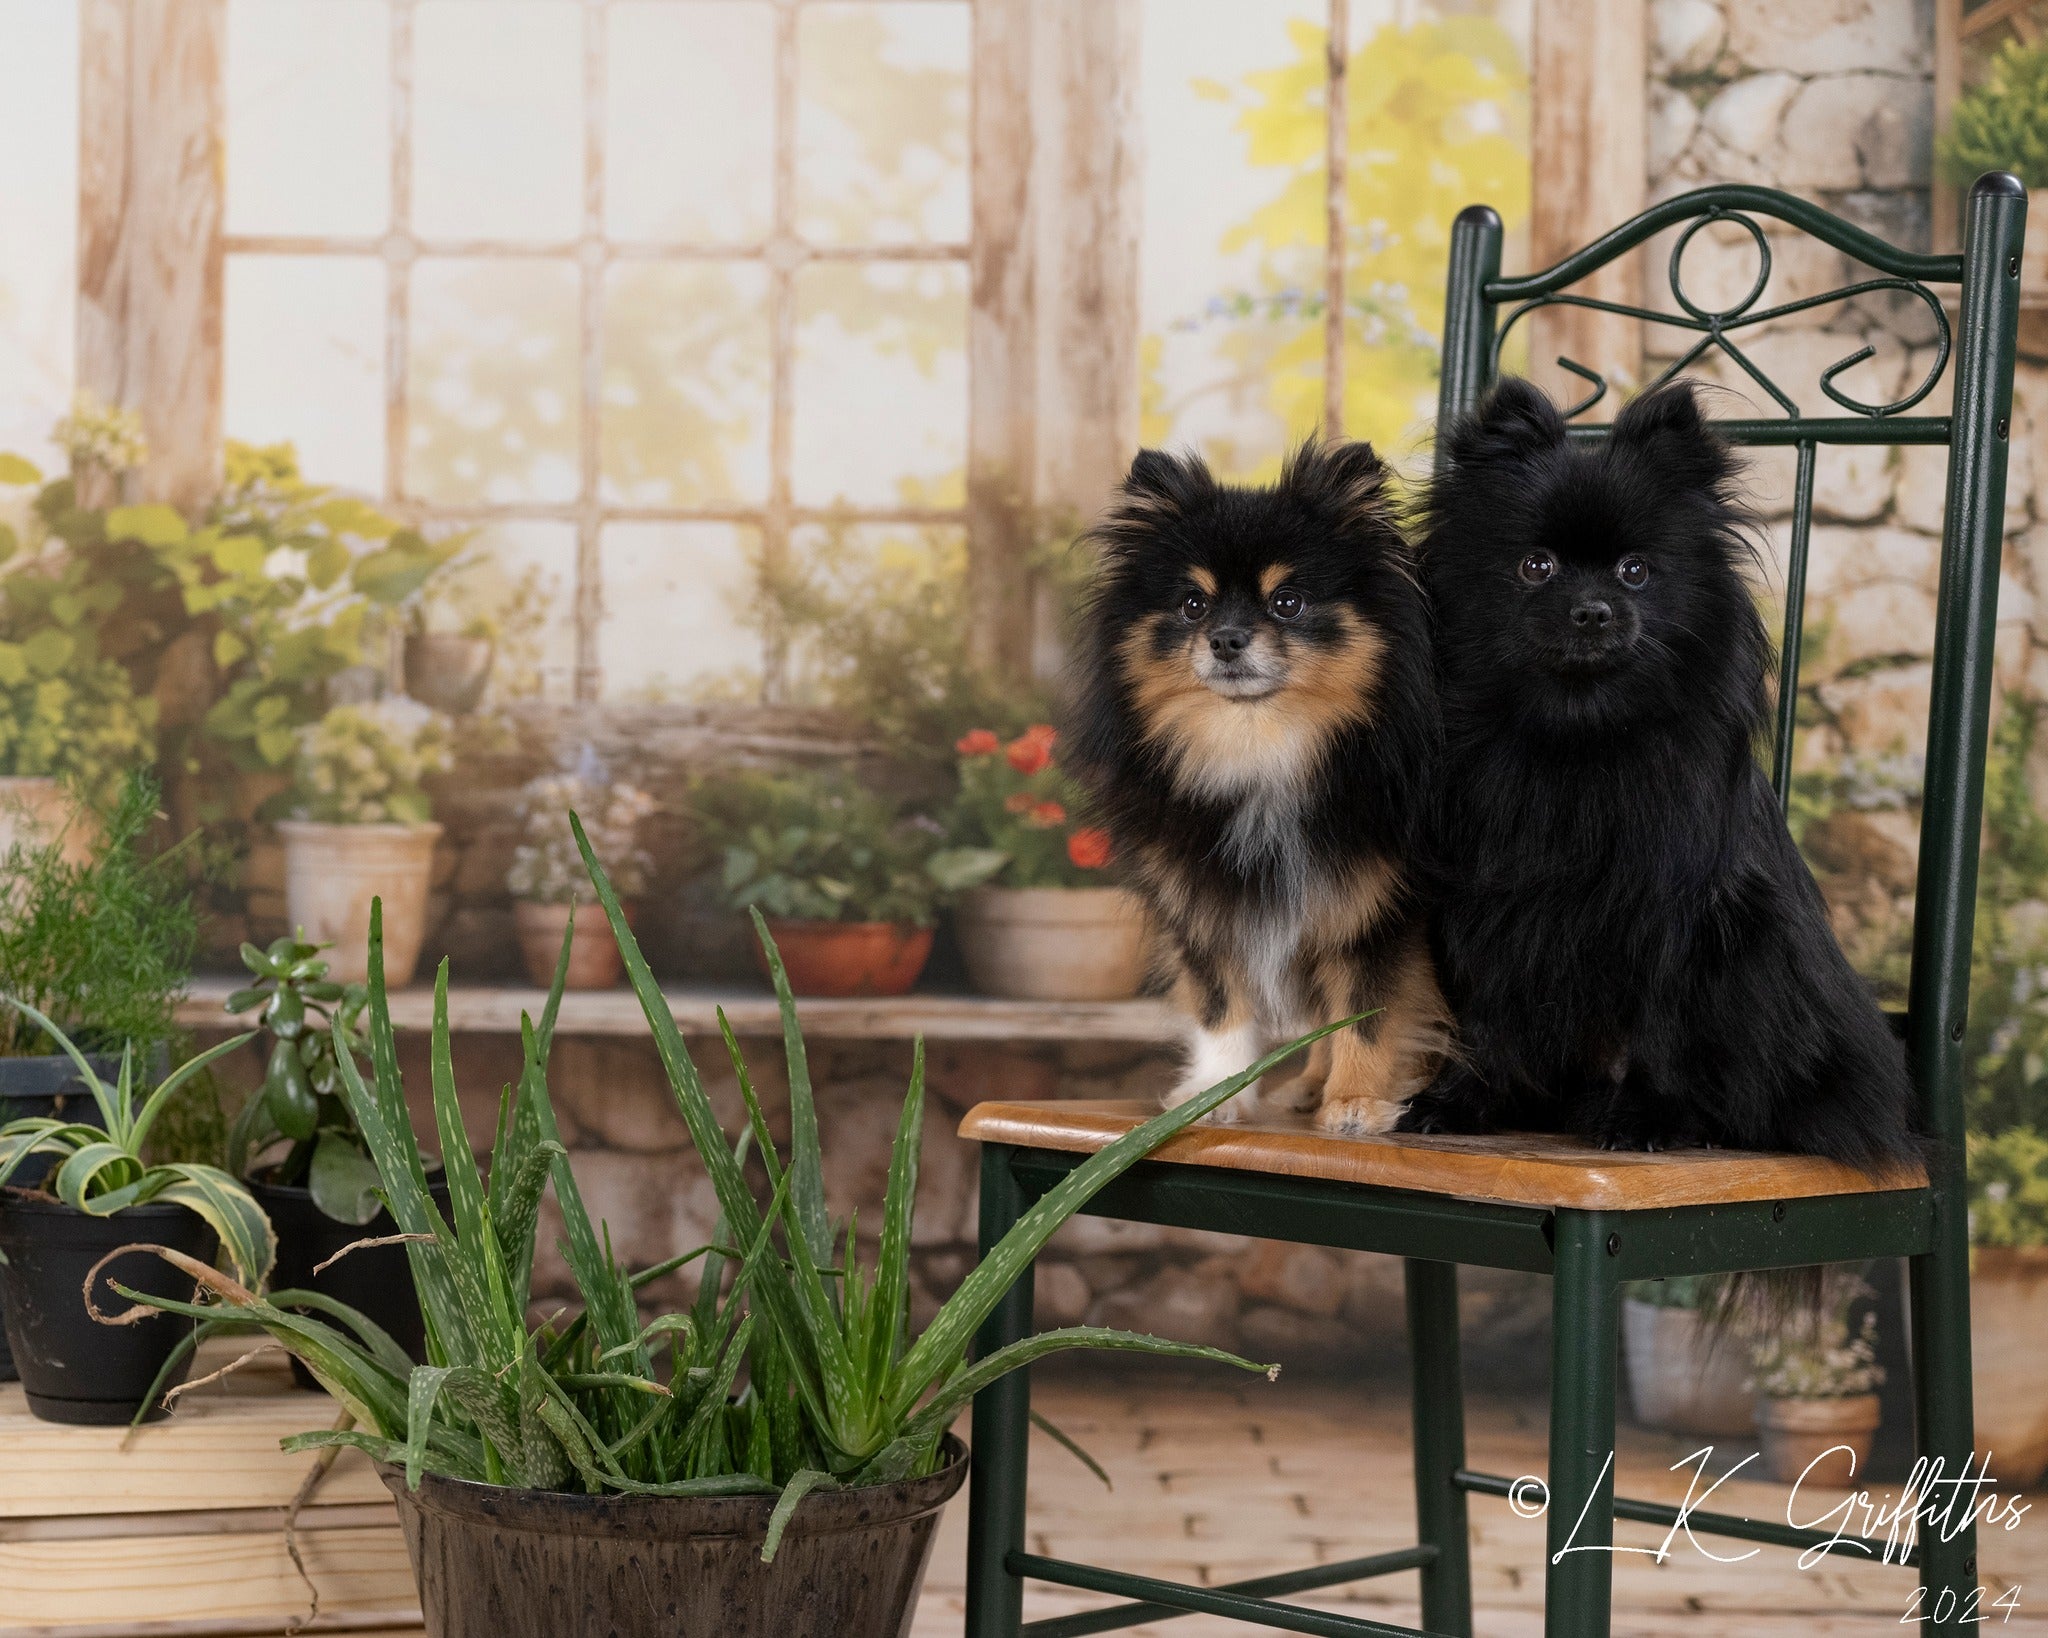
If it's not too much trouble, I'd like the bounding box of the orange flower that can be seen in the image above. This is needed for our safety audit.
[1006,724,1057,775]
[1066,827,1112,870]
[1003,792,1034,814]
[955,728,1000,756]
[1027,800,1068,828]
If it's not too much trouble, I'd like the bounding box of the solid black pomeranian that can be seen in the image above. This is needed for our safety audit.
[1068,440,1450,1134]
[1399,377,1918,1173]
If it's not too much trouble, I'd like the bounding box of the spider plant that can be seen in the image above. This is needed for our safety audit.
[0,1002,271,1283]
[104,820,1355,1559]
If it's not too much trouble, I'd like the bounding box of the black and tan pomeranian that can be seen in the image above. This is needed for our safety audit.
[1400,378,1918,1172]
[1068,441,1449,1134]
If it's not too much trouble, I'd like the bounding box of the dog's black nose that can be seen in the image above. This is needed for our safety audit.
[1571,599,1612,631]
[1209,627,1252,658]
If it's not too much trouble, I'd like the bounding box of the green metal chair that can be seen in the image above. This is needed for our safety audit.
[958,172,2027,1638]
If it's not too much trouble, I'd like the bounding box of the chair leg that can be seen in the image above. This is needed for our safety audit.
[1909,1188,1980,1633]
[966,1144,1036,1638]
[1544,1211,1619,1638]
[1406,1258,1474,1638]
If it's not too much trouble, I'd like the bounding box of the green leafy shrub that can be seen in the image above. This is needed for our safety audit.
[1941,39,2048,189]
[1968,1127,2048,1248]
[695,768,1000,925]
[292,701,451,825]
[0,771,201,1059]
[0,1004,270,1282]
[0,648,155,812]
[110,846,1350,1558]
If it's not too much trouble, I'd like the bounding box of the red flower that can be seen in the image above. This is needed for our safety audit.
[1003,792,1034,814]
[1006,724,1057,775]
[955,728,1000,756]
[1066,827,1112,870]
[1026,800,1068,828]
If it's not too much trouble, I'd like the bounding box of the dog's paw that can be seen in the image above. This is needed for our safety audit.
[1316,1096,1400,1137]
[1163,1078,1258,1123]
[1266,1073,1327,1116]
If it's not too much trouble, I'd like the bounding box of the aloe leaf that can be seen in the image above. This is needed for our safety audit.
[749,909,830,1270]
[761,1468,841,1564]
[885,1014,1363,1420]
[1031,1408,1112,1489]
[865,1037,923,1391]
[404,1366,456,1487]
[425,961,518,1354]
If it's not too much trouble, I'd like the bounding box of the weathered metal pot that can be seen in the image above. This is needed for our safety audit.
[1971,1245,2048,1488]
[404,634,494,716]
[380,1434,966,1638]
[1755,1393,1881,1488]
[953,886,1148,1001]
[1623,1298,1755,1437]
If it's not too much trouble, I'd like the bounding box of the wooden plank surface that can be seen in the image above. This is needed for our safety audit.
[956,1100,1929,1210]
[178,976,1181,1044]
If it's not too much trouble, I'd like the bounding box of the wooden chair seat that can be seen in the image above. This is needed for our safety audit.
[955,1098,1927,1212]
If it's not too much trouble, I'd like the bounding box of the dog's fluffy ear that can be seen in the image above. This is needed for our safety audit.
[1611,381,1735,486]
[1118,448,1216,519]
[1282,438,1393,532]
[1445,377,1566,471]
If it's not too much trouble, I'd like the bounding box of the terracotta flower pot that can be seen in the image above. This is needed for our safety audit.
[380,1435,966,1638]
[513,900,628,990]
[1623,1299,1756,1437]
[757,920,933,998]
[1971,1245,2048,1489]
[1755,1393,1881,1488]
[405,634,494,717]
[953,886,1148,1001]
[278,820,443,987]
[0,776,96,870]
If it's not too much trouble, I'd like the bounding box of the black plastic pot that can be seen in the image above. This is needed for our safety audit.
[0,1189,218,1423]
[381,1435,967,1638]
[0,1052,122,1383]
[249,1171,448,1391]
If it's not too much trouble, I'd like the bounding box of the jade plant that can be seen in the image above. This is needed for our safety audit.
[222,935,386,1224]
[108,823,1350,1557]
[0,1005,272,1282]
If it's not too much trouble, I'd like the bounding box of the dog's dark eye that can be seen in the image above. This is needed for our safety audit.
[1269,589,1304,621]
[1181,593,1209,623]
[1517,553,1555,585]
[1617,556,1650,589]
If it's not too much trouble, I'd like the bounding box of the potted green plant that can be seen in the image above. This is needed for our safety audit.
[947,723,1146,1001]
[279,700,450,987]
[1748,1279,1885,1487]
[1622,1275,1754,1437]
[1940,38,2048,285]
[101,831,1343,1638]
[224,932,447,1386]
[696,769,1001,997]
[1965,1127,2048,1487]
[0,1010,268,1423]
[0,772,203,1380]
[506,753,655,989]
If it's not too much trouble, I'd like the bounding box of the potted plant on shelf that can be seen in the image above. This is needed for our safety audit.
[224,933,447,1386]
[1748,1279,1885,1488]
[103,827,1343,1638]
[947,723,1146,1001]
[695,769,1002,997]
[505,753,656,989]
[1965,1126,2048,1487]
[1940,38,2048,285]
[279,699,451,987]
[1622,1275,1756,1438]
[0,772,203,1380]
[0,1010,268,1423]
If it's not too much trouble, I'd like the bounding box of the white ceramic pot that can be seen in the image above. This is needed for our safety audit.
[278,820,443,987]
[1755,1393,1881,1488]
[953,886,1148,1002]
[1971,1245,2048,1489]
[0,777,97,869]
[1623,1298,1756,1437]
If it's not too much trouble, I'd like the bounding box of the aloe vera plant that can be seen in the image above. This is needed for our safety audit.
[104,816,1353,1558]
[0,1003,272,1283]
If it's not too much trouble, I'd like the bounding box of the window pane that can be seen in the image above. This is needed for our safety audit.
[793,262,965,508]
[607,1,772,244]
[477,520,579,702]
[602,261,770,506]
[225,256,386,494]
[797,2,968,246]
[408,258,579,504]
[0,0,76,467]
[228,0,390,237]
[600,522,762,702]
[413,0,582,241]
